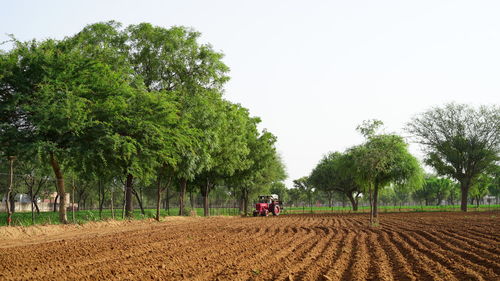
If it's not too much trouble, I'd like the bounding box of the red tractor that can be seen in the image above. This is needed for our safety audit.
[253,194,281,216]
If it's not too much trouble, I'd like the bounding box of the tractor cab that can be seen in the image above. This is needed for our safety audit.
[258,194,278,204]
[253,194,281,217]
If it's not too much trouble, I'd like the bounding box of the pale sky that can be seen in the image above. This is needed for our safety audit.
[2,1,499,187]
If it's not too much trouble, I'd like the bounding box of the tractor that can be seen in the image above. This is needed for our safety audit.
[253,194,281,216]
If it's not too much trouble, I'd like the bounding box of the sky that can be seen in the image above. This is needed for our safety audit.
[1,0,499,187]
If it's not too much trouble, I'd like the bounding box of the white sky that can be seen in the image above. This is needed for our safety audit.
[1,1,499,187]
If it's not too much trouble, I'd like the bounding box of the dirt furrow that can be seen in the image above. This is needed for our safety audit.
[398,231,483,280]
[416,230,500,277]
[439,229,500,256]
[388,231,451,280]
[342,231,370,281]
[367,230,393,281]
[0,212,498,281]
[271,230,335,280]
[132,225,295,280]
[378,231,417,281]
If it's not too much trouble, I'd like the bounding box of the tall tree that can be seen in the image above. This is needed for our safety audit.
[352,120,423,224]
[126,23,230,216]
[0,38,133,223]
[407,103,500,211]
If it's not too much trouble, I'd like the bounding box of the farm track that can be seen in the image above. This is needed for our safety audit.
[0,212,498,280]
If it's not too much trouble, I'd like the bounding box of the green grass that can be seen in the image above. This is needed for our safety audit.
[283,204,500,213]
[0,207,239,227]
[1,204,498,226]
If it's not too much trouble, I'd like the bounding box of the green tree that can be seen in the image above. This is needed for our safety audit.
[293,177,314,210]
[194,101,253,216]
[407,103,500,211]
[0,37,136,223]
[351,120,423,224]
[308,151,363,211]
[469,174,492,207]
[269,182,288,203]
[126,23,230,216]
[230,128,286,215]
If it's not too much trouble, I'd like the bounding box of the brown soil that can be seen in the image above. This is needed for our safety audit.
[0,212,498,280]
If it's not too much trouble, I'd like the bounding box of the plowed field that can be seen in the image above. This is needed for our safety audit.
[0,212,499,280]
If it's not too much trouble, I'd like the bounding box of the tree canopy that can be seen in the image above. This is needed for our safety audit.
[407,103,500,211]
[0,21,286,223]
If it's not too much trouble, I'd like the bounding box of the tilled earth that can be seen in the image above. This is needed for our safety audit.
[0,212,499,280]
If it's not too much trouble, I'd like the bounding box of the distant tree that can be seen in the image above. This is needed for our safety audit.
[415,176,453,206]
[286,188,304,207]
[293,177,314,210]
[469,174,492,207]
[393,183,412,210]
[433,177,455,205]
[308,151,362,211]
[407,103,500,211]
[487,166,500,204]
[269,182,289,203]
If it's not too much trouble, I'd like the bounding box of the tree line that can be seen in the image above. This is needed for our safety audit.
[0,21,286,225]
[298,104,499,224]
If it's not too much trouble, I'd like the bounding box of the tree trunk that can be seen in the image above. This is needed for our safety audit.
[125,173,134,218]
[133,187,145,215]
[5,156,15,226]
[243,188,249,216]
[98,179,103,219]
[110,186,114,219]
[368,185,373,224]
[53,194,59,212]
[9,194,15,213]
[50,153,68,224]
[373,183,379,224]
[460,180,470,212]
[156,173,162,221]
[201,178,210,217]
[178,178,187,216]
[72,179,75,223]
[34,200,40,214]
[347,192,358,211]
[165,185,170,215]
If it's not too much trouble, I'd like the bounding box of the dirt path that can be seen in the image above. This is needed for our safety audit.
[0,212,498,280]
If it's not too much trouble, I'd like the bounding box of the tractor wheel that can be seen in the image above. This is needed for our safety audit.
[253,211,258,217]
[272,205,280,216]
[263,209,269,216]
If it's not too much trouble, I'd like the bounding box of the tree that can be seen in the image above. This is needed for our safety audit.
[293,177,314,210]
[351,120,423,224]
[469,174,492,207]
[125,23,230,216]
[0,38,134,223]
[407,103,500,212]
[308,151,363,211]
[229,128,286,216]
[415,176,453,206]
[195,102,253,216]
[269,182,289,203]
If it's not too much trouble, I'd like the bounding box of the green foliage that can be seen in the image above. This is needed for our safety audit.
[0,21,286,222]
[308,151,362,210]
[350,121,423,223]
[407,103,500,211]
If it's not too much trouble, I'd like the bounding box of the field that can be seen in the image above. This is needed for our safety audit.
[2,204,499,227]
[0,212,498,280]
